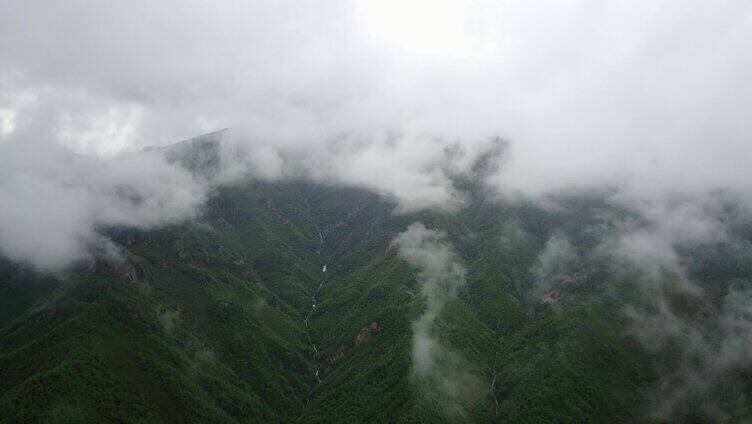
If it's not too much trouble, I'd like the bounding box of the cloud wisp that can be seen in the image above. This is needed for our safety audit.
[527,205,752,420]
[392,222,482,415]
[1,2,752,419]
[0,111,208,271]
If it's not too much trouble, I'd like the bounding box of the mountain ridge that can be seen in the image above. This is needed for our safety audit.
[2,138,752,422]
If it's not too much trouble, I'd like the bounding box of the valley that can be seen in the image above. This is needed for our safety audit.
[1,176,752,422]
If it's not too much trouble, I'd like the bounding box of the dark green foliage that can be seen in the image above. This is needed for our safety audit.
[2,178,751,423]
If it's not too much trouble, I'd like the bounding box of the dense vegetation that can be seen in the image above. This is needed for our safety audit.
[2,154,752,422]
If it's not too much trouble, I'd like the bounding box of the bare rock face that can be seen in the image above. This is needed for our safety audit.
[386,240,398,253]
[120,259,146,284]
[542,271,591,304]
[354,321,381,345]
[529,271,592,317]
[94,255,147,284]
[323,321,382,371]
[327,346,349,366]
[216,215,233,230]
[560,270,589,287]
[542,287,563,304]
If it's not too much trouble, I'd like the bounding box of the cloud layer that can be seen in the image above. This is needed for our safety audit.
[0,116,207,271]
[2,1,752,269]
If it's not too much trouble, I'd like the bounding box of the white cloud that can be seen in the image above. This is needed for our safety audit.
[0,119,207,271]
[1,0,752,268]
[392,222,482,414]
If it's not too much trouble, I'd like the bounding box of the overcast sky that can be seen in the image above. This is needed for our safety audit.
[2,0,752,270]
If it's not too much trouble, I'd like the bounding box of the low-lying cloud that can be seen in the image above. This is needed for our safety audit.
[1,2,751,418]
[530,233,579,300]
[1,0,752,370]
[2,1,751,214]
[0,116,207,271]
[392,222,482,414]
[528,203,752,419]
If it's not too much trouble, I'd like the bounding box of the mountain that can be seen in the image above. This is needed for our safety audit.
[2,141,752,423]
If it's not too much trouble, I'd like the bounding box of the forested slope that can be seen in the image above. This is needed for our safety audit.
[2,175,752,423]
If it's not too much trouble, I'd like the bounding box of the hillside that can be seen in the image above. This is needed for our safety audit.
[2,153,752,422]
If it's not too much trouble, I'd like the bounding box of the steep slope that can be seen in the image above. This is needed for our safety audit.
[0,180,327,422]
[2,170,752,422]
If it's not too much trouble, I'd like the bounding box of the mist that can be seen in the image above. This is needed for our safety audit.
[0,1,750,271]
[2,1,752,270]
[392,222,483,414]
[0,118,207,271]
[2,2,752,420]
